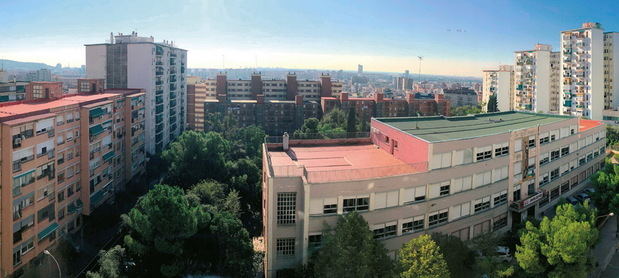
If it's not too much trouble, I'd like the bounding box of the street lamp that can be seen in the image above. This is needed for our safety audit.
[596,212,615,229]
[43,250,61,278]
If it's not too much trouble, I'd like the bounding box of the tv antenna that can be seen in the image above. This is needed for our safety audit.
[417,56,423,83]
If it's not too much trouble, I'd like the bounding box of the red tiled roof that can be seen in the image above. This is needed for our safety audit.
[579,118,603,132]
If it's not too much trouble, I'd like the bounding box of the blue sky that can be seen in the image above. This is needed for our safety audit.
[1,0,619,76]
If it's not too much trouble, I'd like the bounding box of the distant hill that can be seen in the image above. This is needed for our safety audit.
[0,59,54,71]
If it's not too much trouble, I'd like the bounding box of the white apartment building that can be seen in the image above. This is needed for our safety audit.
[560,23,605,120]
[514,44,560,113]
[604,32,619,109]
[262,112,606,277]
[85,32,188,154]
[482,65,514,112]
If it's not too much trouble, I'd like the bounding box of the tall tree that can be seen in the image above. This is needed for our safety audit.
[86,245,128,278]
[399,234,450,278]
[310,212,396,278]
[122,184,208,277]
[487,94,499,112]
[162,131,230,187]
[318,108,347,136]
[515,203,598,278]
[430,233,474,277]
[294,118,321,139]
[346,107,358,133]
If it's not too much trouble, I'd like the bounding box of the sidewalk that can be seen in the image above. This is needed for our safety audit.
[591,215,618,278]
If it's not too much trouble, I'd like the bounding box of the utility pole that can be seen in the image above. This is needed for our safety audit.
[417,56,423,84]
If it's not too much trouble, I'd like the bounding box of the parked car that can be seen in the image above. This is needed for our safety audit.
[494,246,512,262]
[566,196,579,205]
[575,192,590,202]
[584,188,596,195]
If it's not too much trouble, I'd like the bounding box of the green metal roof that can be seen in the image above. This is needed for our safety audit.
[375,111,573,143]
[38,222,58,241]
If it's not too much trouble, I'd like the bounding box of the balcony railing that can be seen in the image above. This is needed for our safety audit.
[510,191,544,211]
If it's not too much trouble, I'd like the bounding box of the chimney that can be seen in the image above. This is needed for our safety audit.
[251,73,262,98]
[286,73,298,100]
[283,132,290,151]
[340,92,349,102]
[295,95,304,105]
[320,74,332,97]
[374,92,384,103]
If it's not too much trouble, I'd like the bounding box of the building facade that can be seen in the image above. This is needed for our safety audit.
[0,81,27,103]
[0,87,145,276]
[482,65,514,112]
[514,44,560,113]
[560,23,605,120]
[442,88,479,108]
[86,32,187,154]
[262,112,605,277]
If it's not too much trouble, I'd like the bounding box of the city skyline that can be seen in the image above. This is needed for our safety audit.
[2,0,619,77]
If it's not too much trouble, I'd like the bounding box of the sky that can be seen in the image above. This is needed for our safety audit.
[1,0,619,77]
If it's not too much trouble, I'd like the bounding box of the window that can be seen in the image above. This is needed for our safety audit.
[13,237,34,266]
[493,191,508,206]
[540,173,550,186]
[57,190,65,202]
[561,146,570,156]
[277,192,296,225]
[474,196,491,213]
[550,168,559,181]
[429,209,448,227]
[475,147,492,161]
[37,203,55,223]
[540,153,550,165]
[276,238,295,256]
[493,214,508,230]
[528,137,536,148]
[551,150,560,161]
[560,181,570,193]
[343,197,369,212]
[539,134,549,145]
[308,234,322,250]
[323,204,337,214]
[450,202,470,220]
[402,216,424,234]
[439,184,450,196]
[373,222,397,239]
[494,143,509,157]
[513,184,521,201]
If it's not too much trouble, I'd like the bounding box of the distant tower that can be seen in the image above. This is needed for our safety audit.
[404,70,410,77]
[358,64,363,74]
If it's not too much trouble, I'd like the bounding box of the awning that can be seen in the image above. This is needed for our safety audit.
[103,151,115,161]
[38,222,59,241]
[0,95,10,102]
[89,107,104,118]
[89,125,104,136]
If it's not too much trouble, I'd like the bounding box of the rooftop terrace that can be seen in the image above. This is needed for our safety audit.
[374,111,573,143]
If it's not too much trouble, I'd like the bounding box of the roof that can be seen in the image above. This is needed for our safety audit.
[0,93,120,120]
[374,111,573,143]
[269,143,421,183]
[579,119,603,132]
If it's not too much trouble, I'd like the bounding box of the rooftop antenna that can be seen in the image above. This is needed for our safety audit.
[417,56,423,84]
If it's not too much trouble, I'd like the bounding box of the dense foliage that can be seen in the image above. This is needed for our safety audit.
[293,107,368,139]
[487,94,499,112]
[449,105,482,116]
[515,203,598,278]
[307,212,396,278]
[606,126,619,147]
[430,233,475,277]
[399,234,450,278]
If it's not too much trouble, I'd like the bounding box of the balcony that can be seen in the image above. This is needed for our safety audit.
[156,80,163,85]
[510,191,544,211]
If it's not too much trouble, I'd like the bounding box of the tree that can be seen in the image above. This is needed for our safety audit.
[346,107,358,133]
[318,108,347,136]
[162,131,230,187]
[450,105,482,116]
[606,126,619,146]
[591,163,619,215]
[86,245,128,278]
[430,233,474,277]
[399,234,450,278]
[122,184,207,277]
[294,118,322,139]
[310,212,396,278]
[515,203,598,278]
[487,94,499,112]
[187,179,241,217]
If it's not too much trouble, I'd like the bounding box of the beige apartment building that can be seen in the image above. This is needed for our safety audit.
[514,44,560,113]
[262,111,606,277]
[482,65,514,112]
[1,82,145,276]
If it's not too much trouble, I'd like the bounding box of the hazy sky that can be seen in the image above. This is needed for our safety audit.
[2,0,619,77]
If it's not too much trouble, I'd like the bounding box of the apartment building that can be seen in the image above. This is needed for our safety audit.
[604,32,619,109]
[560,23,606,120]
[1,87,145,276]
[0,81,27,103]
[482,65,514,112]
[262,111,605,277]
[199,73,343,102]
[442,88,478,107]
[514,44,560,113]
[86,32,187,154]
[321,92,450,122]
[199,95,321,136]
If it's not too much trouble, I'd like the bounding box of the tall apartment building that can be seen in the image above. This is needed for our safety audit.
[482,65,514,112]
[262,111,605,276]
[560,23,606,120]
[604,32,619,109]
[0,84,145,276]
[393,76,414,91]
[513,44,560,113]
[199,73,343,102]
[86,32,187,154]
